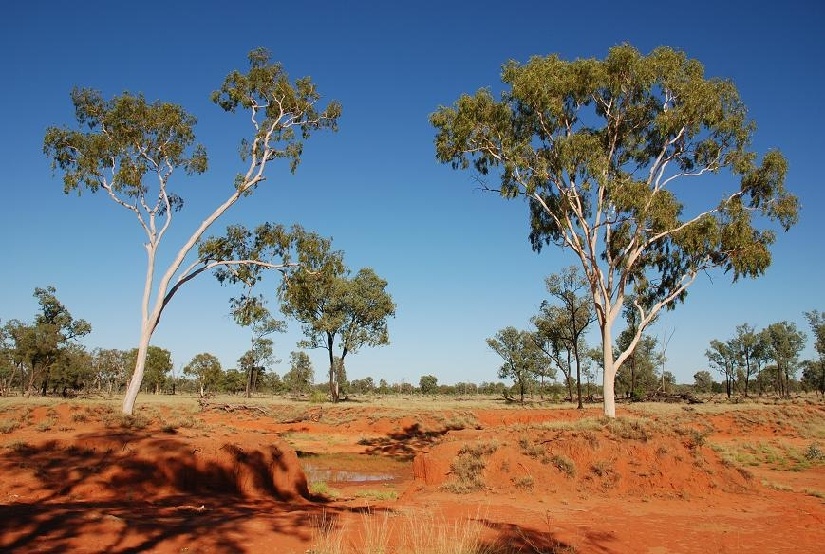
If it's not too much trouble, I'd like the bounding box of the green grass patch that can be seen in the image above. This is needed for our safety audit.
[309,481,340,499]
[353,488,398,501]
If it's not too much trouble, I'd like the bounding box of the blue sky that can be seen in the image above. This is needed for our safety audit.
[1,1,823,387]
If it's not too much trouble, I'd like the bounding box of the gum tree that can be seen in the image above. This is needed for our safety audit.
[729,323,767,396]
[762,321,805,397]
[432,44,798,417]
[487,326,546,403]
[531,266,595,407]
[183,352,223,397]
[279,240,396,403]
[3,287,92,396]
[802,311,825,395]
[44,49,341,414]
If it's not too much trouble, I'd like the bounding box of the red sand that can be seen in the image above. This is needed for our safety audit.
[1,400,823,553]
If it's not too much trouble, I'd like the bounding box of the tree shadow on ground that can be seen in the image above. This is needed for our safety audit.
[357,423,452,460]
[476,518,577,553]
[0,432,309,501]
[476,518,622,554]
[0,431,379,552]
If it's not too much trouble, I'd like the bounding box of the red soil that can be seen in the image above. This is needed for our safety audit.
[1,399,824,553]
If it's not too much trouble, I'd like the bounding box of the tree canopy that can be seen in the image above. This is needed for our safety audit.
[532,267,595,407]
[279,238,396,402]
[432,44,799,417]
[487,326,547,403]
[183,352,223,397]
[1,287,91,396]
[44,49,341,414]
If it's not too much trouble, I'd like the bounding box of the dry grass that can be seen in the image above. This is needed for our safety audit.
[309,508,500,554]
[0,418,21,434]
[442,441,500,494]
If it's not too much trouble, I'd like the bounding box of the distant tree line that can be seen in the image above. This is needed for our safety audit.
[700,312,825,397]
[486,267,680,406]
[2,285,822,404]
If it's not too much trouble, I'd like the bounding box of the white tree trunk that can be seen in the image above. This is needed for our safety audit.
[603,363,617,418]
[601,315,618,418]
[122,333,150,415]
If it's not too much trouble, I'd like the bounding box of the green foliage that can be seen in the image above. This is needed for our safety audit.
[1,286,92,396]
[91,348,129,395]
[283,351,314,394]
[419,374,439,395]
[693,370,714,394]
[126,346,173,394]
[531,266,592,406]
[280,239,395,402]
[615,300,662,399]
[432,43,799,417]
[183,352,223,396]
[728,323,769,396]
[706,338,738,398]
[762,321,806,397]
[802,311,825,395]
[43,48,340,415]
[211,47,342,175]
[487,326,545,403]
[44,88,207,196]
[221,368,246,394]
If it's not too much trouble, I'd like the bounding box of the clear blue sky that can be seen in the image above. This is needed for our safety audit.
[1,1,822,386]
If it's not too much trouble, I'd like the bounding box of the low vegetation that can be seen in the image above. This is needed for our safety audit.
[442,441,500,494]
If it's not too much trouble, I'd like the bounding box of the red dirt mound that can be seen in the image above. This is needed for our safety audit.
[0,429,310,503]
[413,420,755,499]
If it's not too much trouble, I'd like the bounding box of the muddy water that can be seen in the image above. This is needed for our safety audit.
[302,465,398,484]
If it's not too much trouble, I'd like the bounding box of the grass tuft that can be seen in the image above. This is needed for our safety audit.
[442,441,499,493]
[0,418,21,434]
[550,454,576,477]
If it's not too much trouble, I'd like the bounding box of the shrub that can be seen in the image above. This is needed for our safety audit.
[442,441,499,493]
[512,475,535,490]
[551,454,576,477]
[0,419,21,434]
[804,442,824,461]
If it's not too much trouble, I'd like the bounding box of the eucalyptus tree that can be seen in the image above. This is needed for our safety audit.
[531,266,594,407]
[693,370,714,394]
[5,287,92,396]
[279,238,395,402]
[705,339,738,398]
[44,49,341,415]
[91,348,129,395]
[228,293,284,397]
[283,351,314,395]
[802,311,825,395]
[762,321,806,397]
[49,343,94,395]
[487,326,547,403]
[614,298,661,399]
[183,352,223,397]
[432,44,798,417]
[419,374,439,395]
[616,333,661,399]
[125,346,173,395]
[0,322,16,395]
[532,304,574,400]
[729,323,768,396]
